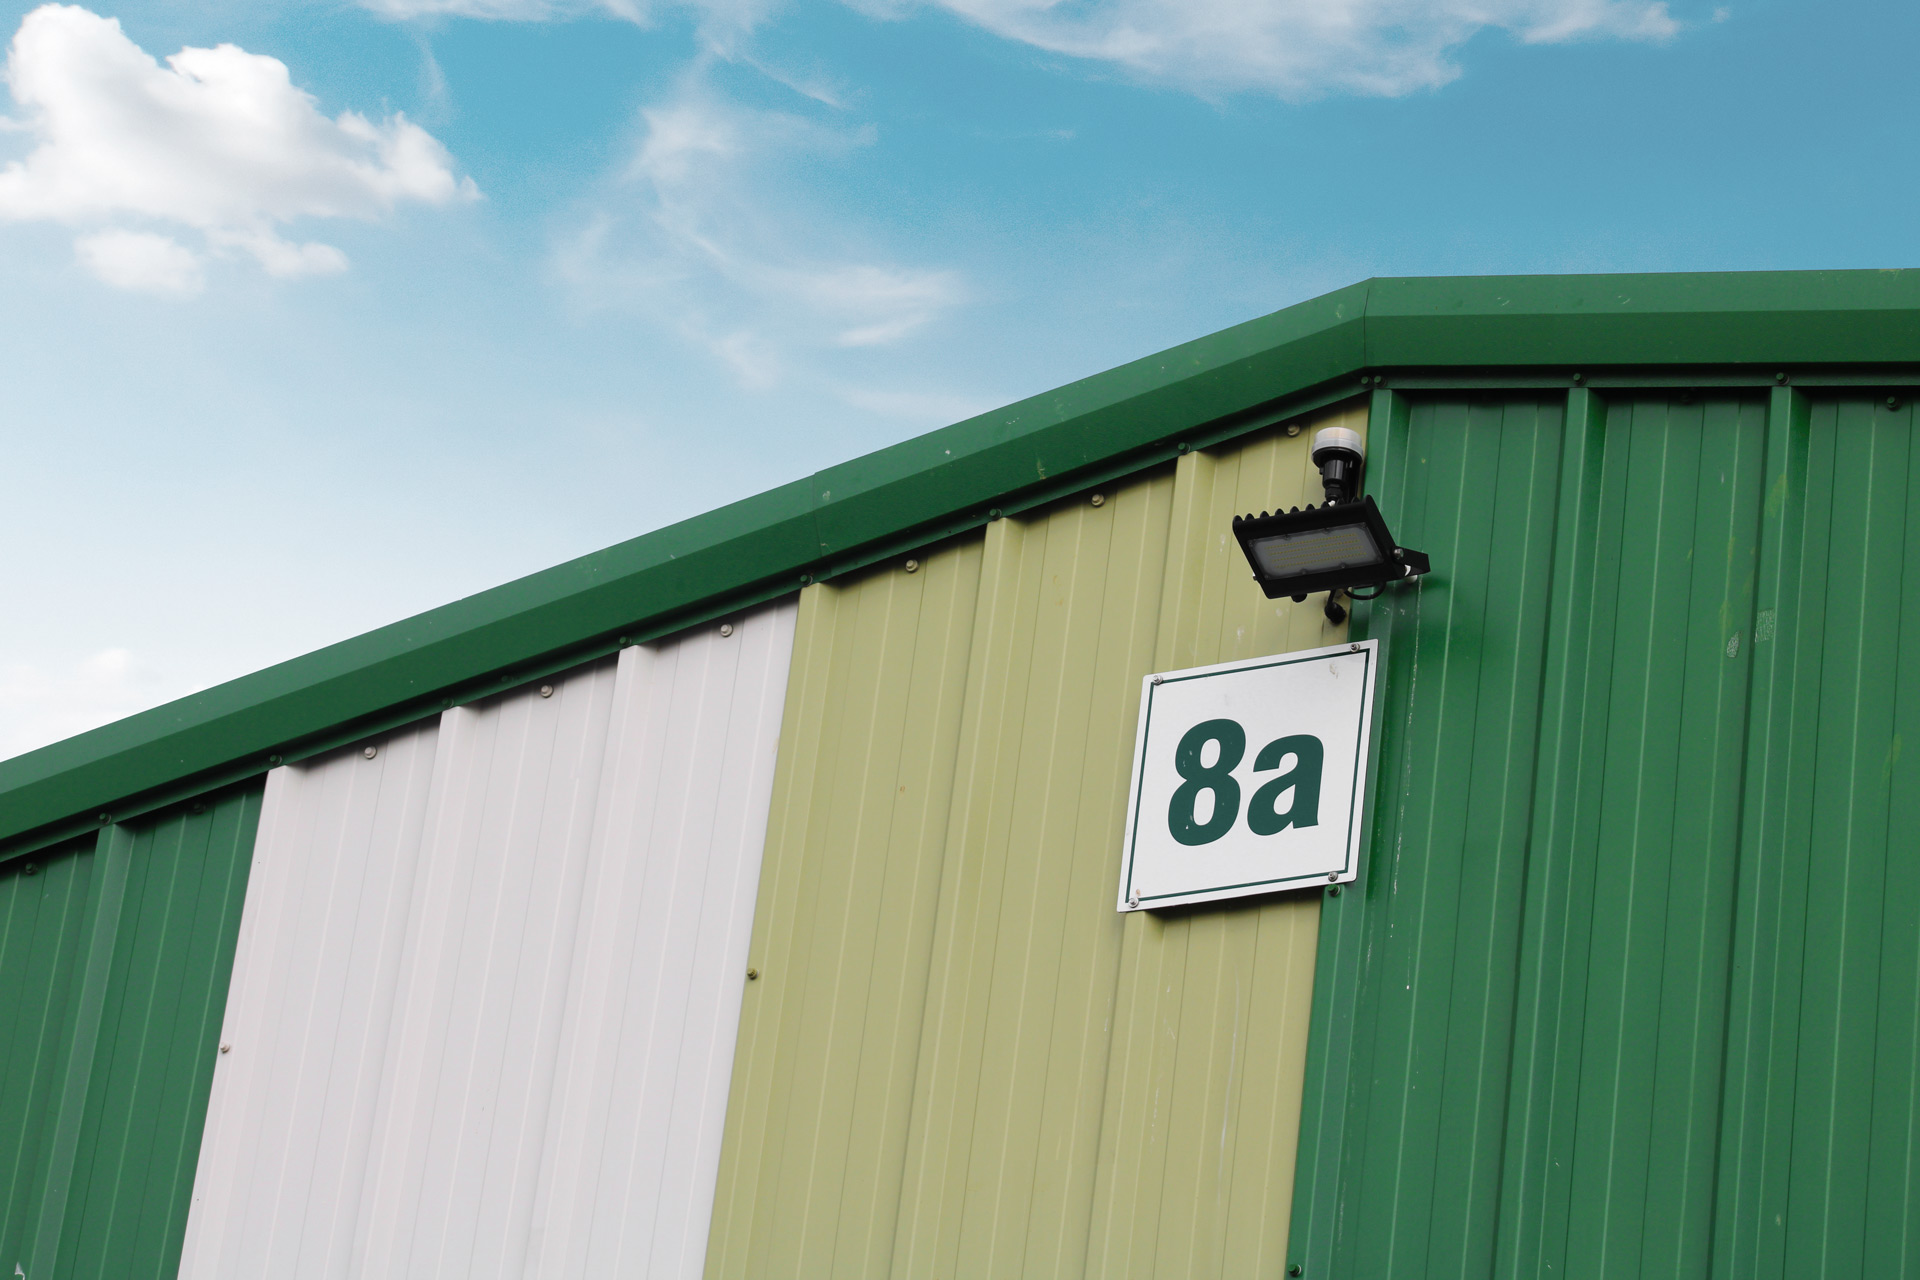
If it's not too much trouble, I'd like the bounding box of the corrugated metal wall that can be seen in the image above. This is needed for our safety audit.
[178,598,796,1280]
[0,788,261,1280]
[706,403,1365,1280]
[1289,387,1920,1280]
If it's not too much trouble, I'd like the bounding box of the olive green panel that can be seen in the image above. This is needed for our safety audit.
[709,534,987,1280]
[710,403,1365,1280]
[1083,405,1363,1280]
[1292,387,1920,1280]
[0,788,259,1280]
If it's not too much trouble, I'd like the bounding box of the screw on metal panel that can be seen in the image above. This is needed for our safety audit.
[719,623,735,637]
[1127,892,1140,909]
[1151,675,1164,685]
[269,755,282,765]
[219,1042,232,1054]
[98,813,110,823]
[746,968,759,980]
[618,635,629,646]
[989,508,1002,520]
[1572,372,1584,384]
[904,558,920,573]
[1089,493,1105,507]
[1776,372,1788,383]
[1285,422,1302,437]
[1176,442,1190,454]
[442,698,454,709]
[800,574,813,585]
[1289,1265,1304,1277]
[1328,872,1339,881]
[1328,885,1341,897]
[1350,643,1361,652]
[363,746,378,760]
[22,863,36,877]
[1889,397,1903,411]
[539,684,554,698]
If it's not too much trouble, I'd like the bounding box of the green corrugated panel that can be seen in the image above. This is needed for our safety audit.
[1291,387,1919,1279]
[709,405,1362,1280]
[1,839,97,1270]
[0,788,258,1280]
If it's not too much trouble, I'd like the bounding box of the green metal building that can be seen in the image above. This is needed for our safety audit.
[2,270,1916,1280]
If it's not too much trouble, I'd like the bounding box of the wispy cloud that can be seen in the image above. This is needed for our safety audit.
[556,73,964,389]
[0,4,477,293]
[878,0,1681,98]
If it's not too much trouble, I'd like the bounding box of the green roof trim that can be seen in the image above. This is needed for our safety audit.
[7,267,1920,855]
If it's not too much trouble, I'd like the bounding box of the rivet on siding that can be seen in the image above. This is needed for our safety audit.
[1572,372,1584,384]
[904,559,920,573]
[618,635,629,646]
[192,802,206,814]
[1176,442,1190,454]
[1776,372,1788,383]
[219,1042,232,1054]
[539,684,554,698]
[268,755,282,766]
[1289,1265,1304,1277]
[1089,493,1105,507]
[800,575,813,586]
[746,968,760,980]
[719,623,734,637]
[1285,422,1302,437]
[1888,397,1902,411]
[988,509,1002,520]
[98,812,111,823]
[22,863,37,877]
[363,746,378,760]
[1328,885,1341,897]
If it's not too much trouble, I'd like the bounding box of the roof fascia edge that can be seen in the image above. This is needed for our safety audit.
[15,267,1920,852]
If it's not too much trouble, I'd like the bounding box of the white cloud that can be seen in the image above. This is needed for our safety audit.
[0,5,477,291]
[886,0,1679,97]
[74,228,204,294]
[360,0,779,46]
[558,80,963,386]
[0,648,180,762]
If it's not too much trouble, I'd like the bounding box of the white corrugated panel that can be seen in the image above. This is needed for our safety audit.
[179,598,797,1280]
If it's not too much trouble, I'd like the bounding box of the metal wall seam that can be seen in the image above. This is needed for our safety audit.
[178,598,796,1280]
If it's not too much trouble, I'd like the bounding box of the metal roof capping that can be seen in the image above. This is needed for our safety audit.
[8,267,1920,858]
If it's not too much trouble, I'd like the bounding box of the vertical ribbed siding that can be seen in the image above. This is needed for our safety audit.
[0,789,262,1280]
[179,598,796,1280]
[1715,393,1920,1280]
[1291,387,1920,1280]
[708,402,1366,1280]
[0,837,97,1267]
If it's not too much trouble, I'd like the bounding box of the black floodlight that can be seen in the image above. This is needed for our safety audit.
[1232,427,1431,607]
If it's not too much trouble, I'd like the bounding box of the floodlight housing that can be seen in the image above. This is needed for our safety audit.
[1232,496,1431,602]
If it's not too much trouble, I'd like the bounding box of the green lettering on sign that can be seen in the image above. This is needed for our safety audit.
[1247,734,1323,834]
[1168,719,1244,845]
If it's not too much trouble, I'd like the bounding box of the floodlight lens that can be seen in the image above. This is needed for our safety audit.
[1247,523,1385,577]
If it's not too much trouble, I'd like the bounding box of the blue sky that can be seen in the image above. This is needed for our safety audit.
[0,0,1912,758]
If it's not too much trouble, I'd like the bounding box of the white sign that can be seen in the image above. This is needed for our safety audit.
[1116,640,1378,912]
